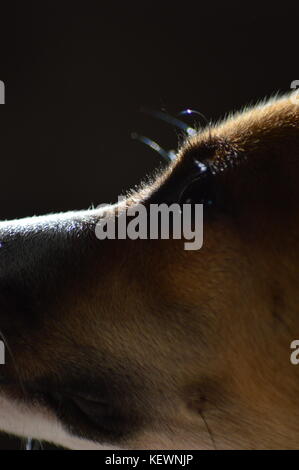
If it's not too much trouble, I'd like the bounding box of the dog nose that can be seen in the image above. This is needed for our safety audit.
[0,210,99,331]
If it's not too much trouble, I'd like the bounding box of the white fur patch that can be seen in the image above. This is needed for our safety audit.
[0,394,118,450]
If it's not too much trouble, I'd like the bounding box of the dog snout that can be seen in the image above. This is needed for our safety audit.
[0,211,99,331]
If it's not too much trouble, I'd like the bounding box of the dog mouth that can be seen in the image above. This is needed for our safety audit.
[0,372,139,445]
[45,390,123,437]
[24,387,136,444]
[1,355,144,445]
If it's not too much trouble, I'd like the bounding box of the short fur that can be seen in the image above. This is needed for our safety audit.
[1,93,299,449]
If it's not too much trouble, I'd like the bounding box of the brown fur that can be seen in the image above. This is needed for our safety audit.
[1,93,299,449]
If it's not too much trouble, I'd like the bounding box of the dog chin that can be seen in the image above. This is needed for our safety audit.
[0,393,117,450]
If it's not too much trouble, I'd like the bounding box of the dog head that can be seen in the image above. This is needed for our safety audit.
[1,94,299,449]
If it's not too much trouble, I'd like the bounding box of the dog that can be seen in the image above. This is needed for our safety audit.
[1,93,299,450]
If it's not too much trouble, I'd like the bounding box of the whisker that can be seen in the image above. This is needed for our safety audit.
[25,438,33,450]
[178,108,212,141]
[25,438,43,450]
[178,108,209,127]
[140,107,196,136]
[131,132,176,162]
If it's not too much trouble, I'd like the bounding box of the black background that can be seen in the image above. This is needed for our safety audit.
[0,1,298,449]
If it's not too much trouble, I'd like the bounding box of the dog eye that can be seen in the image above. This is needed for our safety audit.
[178,160,216,207]
[179,175,214,206]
